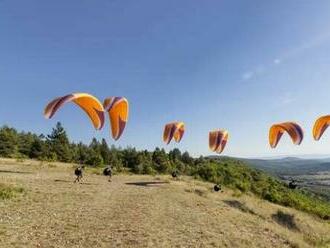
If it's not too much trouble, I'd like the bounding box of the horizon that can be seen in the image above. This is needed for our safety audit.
[1,1,330,157]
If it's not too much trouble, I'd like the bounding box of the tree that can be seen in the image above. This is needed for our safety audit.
[17,132,36,157]
[122,147,139,168]
[89,138,101,152]
[73,142,89,164]
[152,147,171,173]
[86,150,104,167]
[108,146,123,171]
[100,138,110,164]
[169,148,182,162]
[0,126,18,157]
[46,122,72,162]
[181,151,194,165]
[29,135,46,159]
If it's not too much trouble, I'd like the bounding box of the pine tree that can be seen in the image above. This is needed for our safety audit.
[46,122,72,162]
[152,147,171,173]
[169,148,182,162]
[29,136,46,159]
[0,126,18,157]
[18,132,36,157]
[100,138,110,165]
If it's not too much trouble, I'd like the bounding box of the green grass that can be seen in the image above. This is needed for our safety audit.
[191,157,330,219]
[0,183,24,200]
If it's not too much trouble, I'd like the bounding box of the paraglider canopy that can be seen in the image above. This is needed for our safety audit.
[209,129,229,154]
[269,122,304,148]
[44,93,105,130]
[163,122,185,145]
[103,97,129,140]
[313,115,330,141]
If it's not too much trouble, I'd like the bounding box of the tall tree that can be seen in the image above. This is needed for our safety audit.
[169,148,182,162]
[100,138,110,164]
[29,135,46,159]
[0,126,18,157]
[152,147,171,173]
[46,122,72,162]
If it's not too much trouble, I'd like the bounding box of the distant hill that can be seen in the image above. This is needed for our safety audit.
[207,155,330,175]
[240,157,330,175]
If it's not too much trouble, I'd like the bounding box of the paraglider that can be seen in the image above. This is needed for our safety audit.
[288,180,298,189]
[103,167,112,182]
[163,122,185,144]
[313,115,330,141]
[74,165,85,183]
[44,93,105,130]
[269,122,304,148]
[103,97,129,140]
[209,130,229,154]
[214,184,221,192]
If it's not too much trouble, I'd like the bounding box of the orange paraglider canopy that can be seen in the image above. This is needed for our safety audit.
[269,122,304,148]
[44,93,105,130]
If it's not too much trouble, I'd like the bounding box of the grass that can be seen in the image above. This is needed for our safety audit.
[193,158,330,219]
[0,159,329,247]
[0,183,24,200]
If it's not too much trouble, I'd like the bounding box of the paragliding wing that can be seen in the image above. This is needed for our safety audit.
[104,97,129,140]
[44,93,105,130]
[173,122,185,143]
[163,122,185,144]
[209,130,229,154]
[163,123,175,144]
[313,115,330,141]
[269,122,303,148]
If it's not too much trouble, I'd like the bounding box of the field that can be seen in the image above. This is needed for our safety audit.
[0,159,330,248]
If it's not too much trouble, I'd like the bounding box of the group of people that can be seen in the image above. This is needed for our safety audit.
[74,166,112,183]
[73,166,296,191]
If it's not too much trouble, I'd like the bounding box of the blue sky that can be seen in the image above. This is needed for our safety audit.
[1,0,330,157]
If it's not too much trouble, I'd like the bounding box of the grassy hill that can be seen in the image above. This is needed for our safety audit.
[0,158,330,247]
[236,157,330,201]
[241,157,330,175]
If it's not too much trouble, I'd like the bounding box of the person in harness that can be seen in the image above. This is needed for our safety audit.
[74,165,85,183]
[103,166,112,182]
[288,179,298,189]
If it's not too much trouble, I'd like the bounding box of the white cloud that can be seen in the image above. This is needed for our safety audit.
[274,59,281,65]
[242,71,254,80]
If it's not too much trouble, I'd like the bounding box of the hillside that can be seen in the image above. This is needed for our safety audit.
[0,159,330,247]
[241,157,330,175]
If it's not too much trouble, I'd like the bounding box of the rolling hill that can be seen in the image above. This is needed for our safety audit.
[0,159,329,247]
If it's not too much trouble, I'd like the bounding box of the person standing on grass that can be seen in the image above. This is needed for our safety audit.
[74,165,84,183]
[103,166,112,182]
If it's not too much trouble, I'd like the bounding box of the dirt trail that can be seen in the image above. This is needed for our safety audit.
[0,161,329,247]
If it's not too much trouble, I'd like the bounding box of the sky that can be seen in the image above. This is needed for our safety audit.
[1,0,330,158]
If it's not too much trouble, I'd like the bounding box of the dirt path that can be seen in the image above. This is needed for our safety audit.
[0,161,329,247]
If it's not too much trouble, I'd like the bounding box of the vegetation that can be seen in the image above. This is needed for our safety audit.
[0,183,24,200]
[0,123,329,219]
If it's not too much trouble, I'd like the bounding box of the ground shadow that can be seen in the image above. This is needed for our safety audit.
[54,179,98,185]
[54,179,73,183]
[223,200,257,215]
[0,169,32,174]
[272,210,300,231]
[125,181,169,187]
[184,188,208,197]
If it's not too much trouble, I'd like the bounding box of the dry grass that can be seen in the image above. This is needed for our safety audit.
[0,159,329,247]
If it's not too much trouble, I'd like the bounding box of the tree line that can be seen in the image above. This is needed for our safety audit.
[0,122,196,174]
[0,122,329,218]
